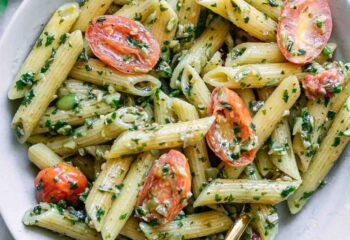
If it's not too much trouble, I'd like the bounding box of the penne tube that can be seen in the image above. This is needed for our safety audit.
[172,98,211,197]
[253,76,301,150]
[203,63,303,89]
[197,0,277,41]
[153,90,177,125]
[225,214,251,240]
[225,42,286,67]
[250,204,279,240]
[293,74,350,172]
[105,116,215,159]
[193,179,301,207]
[33,92,120,134]
[244,0,283,21]
[222,163,245,179]
[181,65,211,117]
[145,0,178,46]
[236,88,256,115]
[69,59,161,96]
[170,17,230,89]
[101,152,158,240]
[140,211,233,239]
[120,217,145,240]
[114,0,159,22]
[72,0,113,32]
[46,107,148,156]
[85,157,132,231]
[202,51,224,75]
[269,119,301,180]
[245,163,279,240]
[58,79,100,98]
[8,3,80,100]
[176,0,202,46]
[28,143,62,169]
[12,31,84,143]
[23,203,101,240]
[288,97,350,214]
[255,149,274,177]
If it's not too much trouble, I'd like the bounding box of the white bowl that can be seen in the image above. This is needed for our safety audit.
[1,0,350,239]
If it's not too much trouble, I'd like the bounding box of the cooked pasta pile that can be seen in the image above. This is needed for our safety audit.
[8,0,350,239]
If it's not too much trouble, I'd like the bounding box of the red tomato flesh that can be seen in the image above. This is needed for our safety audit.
[135,150,191,225]
[206,87,258,167]
[277,0,332,64]
[86,15,160,74]
[302,67,345,100]
[34,162,88,206]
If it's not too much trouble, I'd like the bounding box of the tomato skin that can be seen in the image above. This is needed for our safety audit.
[34,162,88,206]
[135,150,191,225]
[302,67,345,100]
[206,87,257,167]
[277,0,332,64]
[86,15,160,74]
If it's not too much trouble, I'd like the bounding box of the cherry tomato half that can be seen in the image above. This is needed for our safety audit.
[86,15,160,74]
[277,0,332,64]
[302,66,345,100]
[34,162,88,206]
[206,87,258,167]
[135,150,191,225]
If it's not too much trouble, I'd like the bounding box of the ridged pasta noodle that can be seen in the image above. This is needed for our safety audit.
[204,63,303,89]
[140,211,233,239]
[28,143,62,169]
[105,116,215,159]
[69,59,161,96]
[12,31,84,143]
[8,3,80,100]
[46,107,148,156]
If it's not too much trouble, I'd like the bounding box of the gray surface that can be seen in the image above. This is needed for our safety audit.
[0,2,21,239]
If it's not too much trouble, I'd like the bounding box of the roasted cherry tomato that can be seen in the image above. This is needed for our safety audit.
[86,15,160,74]
[135,150,191,225]
[206,87,258,167]
[302,67,345,100]
[277,0,332,64]
[34,162,88,206]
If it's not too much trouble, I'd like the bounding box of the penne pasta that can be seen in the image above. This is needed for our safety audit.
[8,3,80,100]
[12,31,84,143]
[170,17,230,89]
[181,65,211,117]
[226,42,286,67]
[33,93,120,134]
[72,0,113,32]
[193,179,301,207]
[288,97,350,214]
[172,98,211,197]
[197,0,277,41]
[69,59,161,96]
[225,214,250,240]
[105,116,215,159]
[204,63,303,89]
[28,143,62,169]
[153,90,177,124]
[140,211,233,239]
[101,152,158,240]
[269,119,301,180]
[253,76,301,150]
[46,107,148,156]
[23,203,101,240]
[244,0,283,21]
[85,157,132,231]
[255,149,274,177]
[293,73,350,172]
